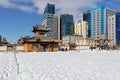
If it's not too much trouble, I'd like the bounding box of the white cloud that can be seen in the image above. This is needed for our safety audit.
[31,0,102,20]
[0,0,102,20]
[0,0,34,13]
[0,0,15,8]
[10,0,30,3]
[17,5,35,13]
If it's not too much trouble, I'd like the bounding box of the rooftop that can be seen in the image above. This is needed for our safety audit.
[31,25,51,32]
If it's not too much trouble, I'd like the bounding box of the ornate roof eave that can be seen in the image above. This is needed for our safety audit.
[31,29,51,32]
[22,37,60,43]
[31,25,51,32]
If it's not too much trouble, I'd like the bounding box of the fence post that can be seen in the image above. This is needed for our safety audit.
[14,52,19,74]
[17,63,19,74]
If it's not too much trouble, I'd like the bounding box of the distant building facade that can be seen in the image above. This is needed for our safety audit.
[104,8,116,39]
[116,13,120,45]
[115,10,120,13]
[90,6,116,38]
[108,15,116,45]
[83,10,90,37]
[42,13,60,40]
[0,35,2,46]
[83,10,90,22]
[43,3,60,40]
[90,6,105,38]
[60,14,74,39]
[74,20,88,38]
[62,35,82,50]
[108,13,120,46]
[44,3,55,15]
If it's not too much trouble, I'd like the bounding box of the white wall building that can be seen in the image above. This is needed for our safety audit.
[108,15,116,45]
[74,20,88,38]
[104,8,116,38]
[62,35,82,50]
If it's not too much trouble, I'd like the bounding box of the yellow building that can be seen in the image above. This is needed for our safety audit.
[74,20,88,38]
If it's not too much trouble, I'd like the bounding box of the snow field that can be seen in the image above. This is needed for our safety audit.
[0,50,120,80]
[16,50,120,80]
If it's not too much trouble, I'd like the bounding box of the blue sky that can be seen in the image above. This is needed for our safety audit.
[0,0,120,42]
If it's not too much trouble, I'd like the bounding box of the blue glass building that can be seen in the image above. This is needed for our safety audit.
[90,6,105,38]
[44,3,55,15]
[60,14,74,39]
[83,10,90,23]
[83,10,90,37]
[116,13,120,44]
[43,3,60,39]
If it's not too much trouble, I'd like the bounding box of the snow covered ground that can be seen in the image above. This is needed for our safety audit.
[0,50,120,80]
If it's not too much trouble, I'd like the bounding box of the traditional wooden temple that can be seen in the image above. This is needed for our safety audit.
[19,25,61,52]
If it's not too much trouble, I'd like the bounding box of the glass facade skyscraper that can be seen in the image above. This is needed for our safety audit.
[116,13,120,44]
[44,3,55,15]
[42,13,60,39]
[83,10,90,37]
[43,3,60,40]
[60,14,74,39]
[83,10,90,23]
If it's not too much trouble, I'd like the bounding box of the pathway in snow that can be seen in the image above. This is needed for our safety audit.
[0,53,16,80]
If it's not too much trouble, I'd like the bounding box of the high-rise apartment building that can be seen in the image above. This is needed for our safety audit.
[104,8,116,38]
[42,13,60,39]
[90,6,105,38]
[108,15,116,45]
[44,3,55,15]
[90,6,116,38]
[60,14,74,39]
[74,20,88,38]
[108,13,120,46]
